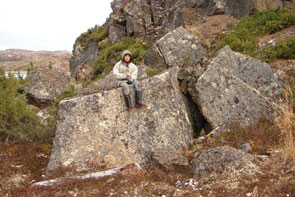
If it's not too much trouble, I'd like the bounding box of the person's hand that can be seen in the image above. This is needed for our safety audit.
[126,75,131,80]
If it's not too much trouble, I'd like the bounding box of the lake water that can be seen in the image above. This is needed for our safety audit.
[4,72,28,79]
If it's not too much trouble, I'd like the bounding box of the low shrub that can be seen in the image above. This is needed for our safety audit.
[145,67,165,77]
[53,85,78,108]
[260,37,295,62]
[75,25,108,50]
[187,117,281,156]
[213,8,295,61]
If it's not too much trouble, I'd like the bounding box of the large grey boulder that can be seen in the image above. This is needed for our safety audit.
[192,146,260,177]
[25,69,70,107]
[145,26,206,68]
[195,0,253,19]
[47,67,194,173]
[188,46,282,133]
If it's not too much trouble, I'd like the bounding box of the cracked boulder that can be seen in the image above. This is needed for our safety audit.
[145,26,206,69]
[188,46,283,133]
[47,67,194,173]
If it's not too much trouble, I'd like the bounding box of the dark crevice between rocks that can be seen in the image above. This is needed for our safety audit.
[26,94,54,109]
[183,92,212,138]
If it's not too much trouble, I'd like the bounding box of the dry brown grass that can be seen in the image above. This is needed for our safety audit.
[278,86,295,160]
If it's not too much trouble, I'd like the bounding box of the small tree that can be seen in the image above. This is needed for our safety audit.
[0,68,46,143]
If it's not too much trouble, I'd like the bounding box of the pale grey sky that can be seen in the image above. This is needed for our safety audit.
[0,0,113,51]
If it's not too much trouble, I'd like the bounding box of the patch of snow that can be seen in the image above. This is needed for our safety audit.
[184,178,199,191]
[37,154,48,158]
[175,178,199,191]
[268,39,276,46]
[10,165,23,168]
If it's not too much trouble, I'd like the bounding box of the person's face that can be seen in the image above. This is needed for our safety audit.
[124,54,131,63]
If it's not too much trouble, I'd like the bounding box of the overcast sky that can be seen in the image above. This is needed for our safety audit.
[0,0,113,51]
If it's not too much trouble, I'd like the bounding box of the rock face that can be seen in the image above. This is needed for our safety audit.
[253,0,283,12]
[145,27,207,69]
[191,146,260,177]
[69,42,99,80]
[188,46,282,132]
[25,69,70,107]
[47,67,194,173]
[195,0,253,19]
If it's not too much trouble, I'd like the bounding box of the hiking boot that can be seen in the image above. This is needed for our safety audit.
[124,94,133,111]
[135,91,147,108]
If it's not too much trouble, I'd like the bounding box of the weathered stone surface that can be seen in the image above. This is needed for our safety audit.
[175,0,198,8]
[192,146,260,176]
[195,0,253,19]
[162,10,184,33]
[157,26,207,68]
[188,46,282,132]
[108,22,126,44]
[70,42,99,80]
[150,0,166,26]
[152,149,190,171]
[144,44,167,69]
[25,69,70,107]
[253,0,283,12]
[111,0,122,13]
[47,67,194,173]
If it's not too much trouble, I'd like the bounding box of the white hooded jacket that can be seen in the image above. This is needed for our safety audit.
[113,50,138,86]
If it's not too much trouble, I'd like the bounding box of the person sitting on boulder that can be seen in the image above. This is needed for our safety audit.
[113,50,147,111]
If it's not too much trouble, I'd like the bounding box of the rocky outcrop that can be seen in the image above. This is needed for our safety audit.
[25,69,70,107]
[145,27,206,69]
[47,67,194,173]
[195,0,253,19]
[188,46,282,133]
[69,42,99,80]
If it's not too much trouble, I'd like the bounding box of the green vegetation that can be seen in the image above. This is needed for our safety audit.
[93,37,149,78]
[260,37,295,62]
[53,85,78,108]
[0,68,78,144]
[213,8,295,62]
[75,25,108,50]
[0,69,45,143]
[145,67,165,77]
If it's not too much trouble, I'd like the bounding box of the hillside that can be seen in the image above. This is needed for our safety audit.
[0,49,71,72]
